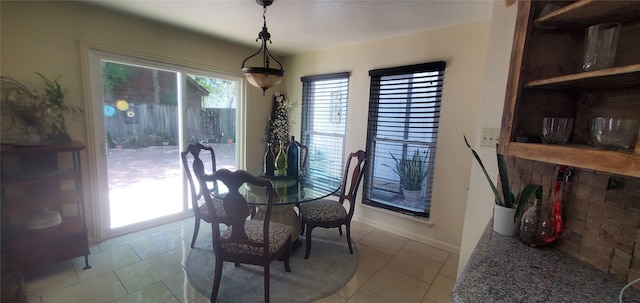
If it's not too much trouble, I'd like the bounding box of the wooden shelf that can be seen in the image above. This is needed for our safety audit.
[1,218,89,271]
[506,142,640,178]
[524,64,640,90]
[1,169,77,187]
[0,141,89,271]
[535,0,640,30]
[500,0,640,178]
[0,141,85,155]
[2,190,82,214]
[3,217,85,247]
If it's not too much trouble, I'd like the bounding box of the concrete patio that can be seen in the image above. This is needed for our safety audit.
[106,143,236,228]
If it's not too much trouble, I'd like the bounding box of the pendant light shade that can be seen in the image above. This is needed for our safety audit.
[241,0,284,95]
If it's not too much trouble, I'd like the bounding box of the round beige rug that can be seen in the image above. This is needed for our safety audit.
[185,227,358,303]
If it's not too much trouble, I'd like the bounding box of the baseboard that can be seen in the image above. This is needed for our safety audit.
[354,206,461,255]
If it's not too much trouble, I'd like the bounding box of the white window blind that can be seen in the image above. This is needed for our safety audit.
[301,72,350,184]
[363,61,445,217]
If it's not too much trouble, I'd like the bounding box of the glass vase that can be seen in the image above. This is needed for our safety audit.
[286,135,299,177]
[275,141,287,176]
[264,142,275,176]
[519,199,555,247]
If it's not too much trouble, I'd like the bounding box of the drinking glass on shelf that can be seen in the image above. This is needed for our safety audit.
[582,22,621,71]
[589,117,639,150]
[541,117,573,144]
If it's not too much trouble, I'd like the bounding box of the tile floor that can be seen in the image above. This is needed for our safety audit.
[23,217,458,303]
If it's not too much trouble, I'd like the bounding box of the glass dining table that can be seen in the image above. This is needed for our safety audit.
[228,169,341,243]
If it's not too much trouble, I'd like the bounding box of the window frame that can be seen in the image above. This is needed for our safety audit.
[363,61,446,218]
[300,72,351,183]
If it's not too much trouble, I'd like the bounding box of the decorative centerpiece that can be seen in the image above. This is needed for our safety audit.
[264,92,292,145]
[264,92,294,174]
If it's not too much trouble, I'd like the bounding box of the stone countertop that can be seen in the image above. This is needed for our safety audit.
[452,222,640,303]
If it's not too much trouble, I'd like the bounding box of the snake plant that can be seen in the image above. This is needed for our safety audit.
[464,135,541,222]
[387,149,430,191]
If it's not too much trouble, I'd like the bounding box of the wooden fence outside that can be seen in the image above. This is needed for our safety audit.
[105,103,235,147]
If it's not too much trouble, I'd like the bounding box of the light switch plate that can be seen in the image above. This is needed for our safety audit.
[480,128,500,147]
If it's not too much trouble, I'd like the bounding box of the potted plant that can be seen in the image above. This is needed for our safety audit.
[159,131,172,146]
[125,132,140,148]
[106,131,118,148]
[37,72,82,142]
[386,149,430,206]
[464,135,541,236]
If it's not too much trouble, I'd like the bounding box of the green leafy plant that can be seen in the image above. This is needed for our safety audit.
[386,149,430,191]
[106,131,118,148]
[464,135,542,221]
[126,131,139,147]
[159,131,172,142]
[148,133,159,145]
[37,72,82,136]
[102,62,131,97]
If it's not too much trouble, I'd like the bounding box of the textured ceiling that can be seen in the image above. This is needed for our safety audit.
[84,0,494,56]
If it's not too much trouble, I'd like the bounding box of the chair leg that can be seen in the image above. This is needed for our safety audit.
[211,258,224,302]
[284,237,291,272]
[346,223,353,254]
[191,218,200,248]
[298,207,305,236]
[338,225,343,236]
[264,263,270,303]
[304,224,314,259]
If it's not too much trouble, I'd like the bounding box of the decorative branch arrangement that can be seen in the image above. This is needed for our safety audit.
[264,92,293,145]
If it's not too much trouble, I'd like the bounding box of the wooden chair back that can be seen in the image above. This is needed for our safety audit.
[295,141,309,171]
[200,169,275,254]
[181,143,217,210]
[338,150,367,219]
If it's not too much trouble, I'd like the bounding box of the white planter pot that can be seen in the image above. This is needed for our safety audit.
[493,205,519,236]
[403,190,422,202]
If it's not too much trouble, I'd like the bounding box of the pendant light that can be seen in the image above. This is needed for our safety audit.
[241,0,284,95]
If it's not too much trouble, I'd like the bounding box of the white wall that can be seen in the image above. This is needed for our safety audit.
[458,1,518,276]
[0,1,279,241]
[283,20,491,253]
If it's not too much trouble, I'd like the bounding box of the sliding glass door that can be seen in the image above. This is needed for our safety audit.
[87,49,241,240]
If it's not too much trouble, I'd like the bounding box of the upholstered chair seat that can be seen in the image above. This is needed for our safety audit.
[221,220,292,255]
[298,200,347,222]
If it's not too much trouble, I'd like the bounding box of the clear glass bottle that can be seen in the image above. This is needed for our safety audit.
[519,199,555,247]
[275,140,288,176]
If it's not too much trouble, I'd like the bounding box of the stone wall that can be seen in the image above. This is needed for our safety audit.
[507,157,640,284]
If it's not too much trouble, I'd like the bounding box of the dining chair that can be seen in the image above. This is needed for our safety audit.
[198,169,292,303]
[298,150,366,259]
[294,140,309,171]
[181,143,252,248]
